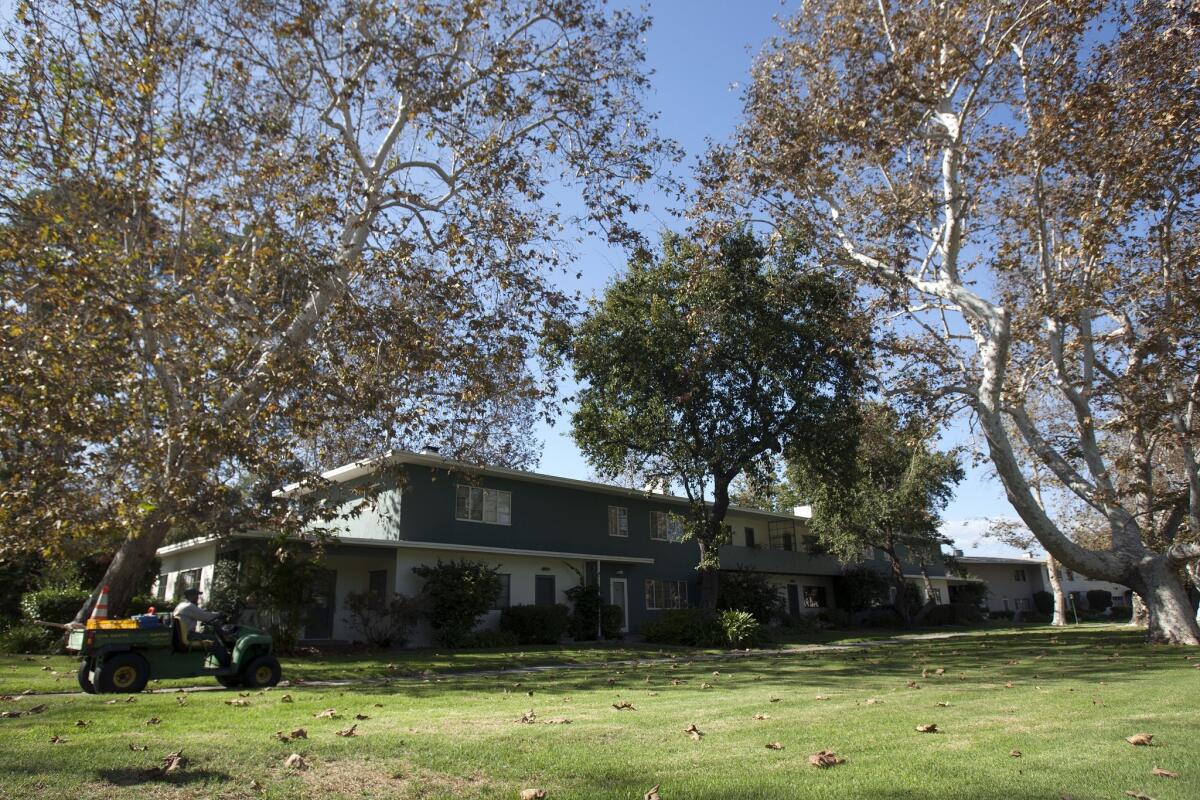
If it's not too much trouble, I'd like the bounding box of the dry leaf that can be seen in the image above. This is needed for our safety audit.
[545,718,572,724]
[1004,682,1014,689]
[1151,767,1178,779]
[225,699,250,707]
[808,750,845,768]
[175,697,187,706]
[128,743,148,752]
[865,698,883,705]
[936,702,951,707]
[290,728,308,740]
[162,750,187,773]
[906,681,920,689]
[519,709,537,724]
[74,719,89,727]
[124,697,137,703]
[700,683,713,690]
[314,708,338,719]
[283,753,308,771]
[765,742,784,750]
[1123,792,1155,800]
[683,724,704,741]
[815,695,830,701]
[769,697,781,703]
[335,724,358,737]
[643,785,661,800]
[1009,750,1022,758]
[49,735,67,744]
[355,714,370,720]
[752,713,770,720]
[1126,733,1154,746]
[25,704,47,715]
[612,701,636,710]
[671,680,682,686]
[916,723,938,733]
[712,671,720,676]
[145,717,161,725]
[280,694,293,703]
[519,790,547,800]
[934,668,945,676]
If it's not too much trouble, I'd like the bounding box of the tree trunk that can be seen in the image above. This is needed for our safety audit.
[696,538,720,611]
[884,549,912,626]
[919,563,935,602]
[1044,553,1068,627]
[1187,562,1200,627]
[1128,558,1200,645]
[73,514,171,622]
[1130,593,1149,628]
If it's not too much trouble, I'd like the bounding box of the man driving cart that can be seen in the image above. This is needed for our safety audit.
[173,587,231,666]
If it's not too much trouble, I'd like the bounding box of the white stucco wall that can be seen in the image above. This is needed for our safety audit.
[154,542,218,607]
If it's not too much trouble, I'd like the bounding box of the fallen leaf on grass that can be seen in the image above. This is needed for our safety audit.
[175,697,186,706]
[24,704,47,715]
[1126,733,1154,746]
[162,751,186,773]
[765,742,784,750]
[544,718,572,725]
[314,708,338,719]
[612,701,636,710]
[865,698,883,705]
[1123,792,1155,800]
[518,709,537,724]
[225,699,250,707]
[934,668,945,675]
[283,753,308,771]
[0,710,20,718]
[519,790,547,800]
[699,683,713,690]
[906,681,921,689]
[124,697,137,703]
[916,723,939,733]
[128,743,148,752]
[1009,750,1022,758]
[335,724,357,737]
[752,714,770,720]
[1151,767,1178,779]
[814,695,830,701]
[769,697,781,703]
[354,714,370,720]
[145,717,161,725]
[1004,682,1015,689]
[670,680,683,686]
[808,750,845,768]
[936,702,951,707]
[643,785,660,800]
[280,694,293,703]
[103,700,118,705]
[49,735,67,744]
[74,719,89,727]
[683,724,704,741]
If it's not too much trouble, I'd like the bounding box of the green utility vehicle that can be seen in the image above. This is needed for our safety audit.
[66,615,282,694]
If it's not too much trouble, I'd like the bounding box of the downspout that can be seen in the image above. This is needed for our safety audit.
[596,559,603,640]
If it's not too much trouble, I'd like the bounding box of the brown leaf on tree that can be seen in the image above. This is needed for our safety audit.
[519,709,537,724]
[612,701,636,710]
[683,724,704,741]
[765,742,784,750]
[314,708,338,719]
[283,753,308,771]
[916,723,938,733]
[335,724,358,737]
[1151,767,1178,779]
[1009,750,1022,758]
[643,785,661,800]
[519,790,547,800]
[1126,733,1154,746]
[808,750,845,768]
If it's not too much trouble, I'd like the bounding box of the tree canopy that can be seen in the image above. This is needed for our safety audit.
[567,228,867,607]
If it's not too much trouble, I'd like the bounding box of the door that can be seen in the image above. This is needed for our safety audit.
[303,568,337,640]
[609,578,629,633]
[535,574,556,606]
[786,584,801,617]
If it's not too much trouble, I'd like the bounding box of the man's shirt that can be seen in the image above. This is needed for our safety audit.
[173,599,220,634]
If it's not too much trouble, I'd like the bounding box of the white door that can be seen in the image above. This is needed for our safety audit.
[609,578,629,633]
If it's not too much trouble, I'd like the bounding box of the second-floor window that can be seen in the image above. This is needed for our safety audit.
[645,579,688,610]
[650,511,684,542]
[455,485,512,525]
[1014,569,1026,582]
[608,506,629,537]
[768,520,796,551]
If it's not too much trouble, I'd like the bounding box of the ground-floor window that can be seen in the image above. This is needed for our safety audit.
[1014,597,1029,610]
[368,569,388,609]
[155,573,169,602]
[535,574,556,606]
[492,574,511,610]
[803,585,827,608]
[929,587,943,604]
[645,579,688,610]
[174,569,201,601]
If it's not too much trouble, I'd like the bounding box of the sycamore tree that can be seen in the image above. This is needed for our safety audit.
[566,229,866,608]
[702,1,1200,642]
[787,403,964,625]
[0,0,670,619]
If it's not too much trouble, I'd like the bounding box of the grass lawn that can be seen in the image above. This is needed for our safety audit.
[0,626,1196,799]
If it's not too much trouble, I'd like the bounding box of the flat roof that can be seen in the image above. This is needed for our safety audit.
[955,555,1045,566]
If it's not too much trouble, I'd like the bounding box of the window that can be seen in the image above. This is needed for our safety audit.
[455,485,511,525]
[492,574,511,610]
[1002,597,1010,610]
[608,506,629,537]
[803,585,827,608]
[929,587,943,604]
[859,545,874,561]
[535,574,556,606]
[744,527,756,548]
[645,579,688,610]
[1066,569,1076,581]
[650,511,684,542]
[174,569,201,601]
[768,520,795,551]
[155,574,169,602]
[1014,569,1026,582]
[368,569,388,610]
[1015,597,1029,610]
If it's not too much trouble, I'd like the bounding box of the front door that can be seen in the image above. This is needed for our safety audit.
[609,578,629,633]
[535,574,556,606]
[786,584,801,616]
[303,568,337,640]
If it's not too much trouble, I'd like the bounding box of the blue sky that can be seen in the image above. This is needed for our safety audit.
[531,1,1029,558]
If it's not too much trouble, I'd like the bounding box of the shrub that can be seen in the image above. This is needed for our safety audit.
[817,607,851,628]
[1109,605,1132,622]
[461,629,521,648]
[412,560,502,648]
[833,566,890,612]
[564,584,624,640]
[499,604,571,645]
[0,623,56,654]
[641,608,721,646]
[719,609,766,648]
[951,582,989,608]
[1032,590,1054,616]
[922,602,985,627]
[855,607,904,628]
[776,612,821,634]
[20,587,91,624]
[343,591,422,648]
[1086,590,1113,612]
[238,545,328,652]
[989,609,1015,621]
[717,571,785,624]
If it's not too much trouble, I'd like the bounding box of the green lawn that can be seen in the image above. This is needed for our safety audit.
[0,626,1196,799]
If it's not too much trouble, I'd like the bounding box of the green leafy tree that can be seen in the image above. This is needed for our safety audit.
[567,229,867,608]
[787,404,964,625]
[411,560,501,647]
[0,0,669,620]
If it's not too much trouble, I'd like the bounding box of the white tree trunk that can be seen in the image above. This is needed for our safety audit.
[1044,553,1067,627]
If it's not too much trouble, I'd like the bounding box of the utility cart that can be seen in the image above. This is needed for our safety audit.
[66,614,282,694]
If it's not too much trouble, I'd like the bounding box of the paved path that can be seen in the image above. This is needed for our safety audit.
[19,630,979,697]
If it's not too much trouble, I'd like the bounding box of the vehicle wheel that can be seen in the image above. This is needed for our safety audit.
[216,675,242,689]
[240,654,281,689]
[77,659,96,694]
[95,652,150,694]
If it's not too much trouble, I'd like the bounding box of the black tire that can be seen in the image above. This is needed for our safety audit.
[77,659,96,694]
[95,652,150,694]
[240,654,281,689]
[216,675,242,689]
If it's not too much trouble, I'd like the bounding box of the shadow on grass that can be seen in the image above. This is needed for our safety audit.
[97,767,233,787]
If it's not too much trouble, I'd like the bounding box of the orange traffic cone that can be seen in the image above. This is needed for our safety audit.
[90,585,110,621]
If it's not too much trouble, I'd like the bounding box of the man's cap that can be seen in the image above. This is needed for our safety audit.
[182,587,201,599]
